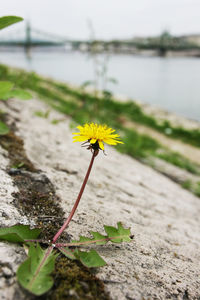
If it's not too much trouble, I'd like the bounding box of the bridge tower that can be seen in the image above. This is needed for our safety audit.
[25,21,31,53]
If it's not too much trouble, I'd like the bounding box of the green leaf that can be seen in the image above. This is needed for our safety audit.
[58,247,76,260]
[7,89,32,100]
[104,222,131,243]
[117,222,132,242]
[90,231,107,245]
[0,81,14,99]
[0,81,32,100]
[0,16,23,30]
[17,244,57,296]
[0,121,9,135]
[57,223,132,268]
[58,247,106,268]
[74,249,106,268]
[0,225,41,243]
[71,235,92,244]
[66,223,131,246]
[103,225,120,243]
[70,233,107,246]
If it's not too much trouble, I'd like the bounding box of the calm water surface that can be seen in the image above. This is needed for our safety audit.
[0,51,200,121]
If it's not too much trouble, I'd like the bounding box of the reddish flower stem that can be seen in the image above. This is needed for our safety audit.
[52,150,98,243]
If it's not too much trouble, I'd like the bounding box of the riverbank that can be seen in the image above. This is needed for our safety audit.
[88,48,200,58]
[0,63,200,197]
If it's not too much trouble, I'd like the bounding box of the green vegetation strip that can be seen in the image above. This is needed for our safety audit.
[1,64,200,147]
[1,64,200,180]
[182,180,200,198]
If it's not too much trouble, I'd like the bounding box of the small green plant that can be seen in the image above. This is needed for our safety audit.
[0,123,131,296]
[182,180,200,197]
[34,109,51,119]
[0,16,32,135]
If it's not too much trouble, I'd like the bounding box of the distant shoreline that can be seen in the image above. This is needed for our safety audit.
[0,46,200,58]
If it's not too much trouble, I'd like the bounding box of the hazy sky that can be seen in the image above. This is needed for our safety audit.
[1,0,200,40]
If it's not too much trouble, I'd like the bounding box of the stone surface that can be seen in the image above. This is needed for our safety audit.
[147,156,200,184]
[0,146,27,300]
[0,98,200,299]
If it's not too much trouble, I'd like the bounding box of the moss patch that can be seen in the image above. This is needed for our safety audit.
[0,114,110,300]
[42,257,110,300]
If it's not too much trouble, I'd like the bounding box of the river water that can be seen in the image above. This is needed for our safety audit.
[0,50,200,121]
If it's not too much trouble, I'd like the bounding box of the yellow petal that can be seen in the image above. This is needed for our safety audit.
[90,139,96,144]
[99,141,104,150]
[73,136,88,142]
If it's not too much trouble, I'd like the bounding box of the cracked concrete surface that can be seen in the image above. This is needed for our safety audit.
[0,98,200,299]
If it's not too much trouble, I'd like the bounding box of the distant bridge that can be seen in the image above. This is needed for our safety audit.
[2,23,198,56]
[0,21,73,50]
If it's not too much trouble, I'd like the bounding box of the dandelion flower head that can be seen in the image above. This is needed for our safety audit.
[73,123,123,151]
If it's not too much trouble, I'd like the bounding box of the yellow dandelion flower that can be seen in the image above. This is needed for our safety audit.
[73,123,123,151]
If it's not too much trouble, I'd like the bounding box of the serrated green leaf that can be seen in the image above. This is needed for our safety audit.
[62,223,131,247]
[90,231,107,245]
[0,225,41,243]
[57,223,131,268]
[117,222,131,242]
[0,81,14,99]
[104,225,120,243]
[0,16,23,30]
[7,89,32,100]
[58,247,76,260]
[17,244,56,296]
[71,235,92,244]
[74,249,106,268]
[104,222,131,243]
[71,232,107,246]
[0,121,9,135]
